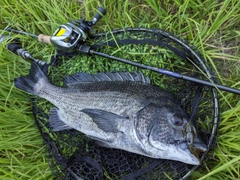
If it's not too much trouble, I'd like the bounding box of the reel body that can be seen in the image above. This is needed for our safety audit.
[51,23,86,51]
[50,7,106,51]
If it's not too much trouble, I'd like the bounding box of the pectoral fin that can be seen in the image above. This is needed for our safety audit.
[81,109,127,133]
[49,107,72,131]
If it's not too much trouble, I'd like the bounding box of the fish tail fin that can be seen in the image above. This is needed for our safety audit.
[14,62,49,95]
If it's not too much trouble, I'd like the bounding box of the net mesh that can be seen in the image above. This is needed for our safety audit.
[31,28,219,180]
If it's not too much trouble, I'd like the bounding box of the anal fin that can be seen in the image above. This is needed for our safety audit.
[49,107,72,132]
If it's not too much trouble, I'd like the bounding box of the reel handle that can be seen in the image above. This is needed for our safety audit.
[92,7,106,25]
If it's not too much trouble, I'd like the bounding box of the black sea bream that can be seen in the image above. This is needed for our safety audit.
[14,62,207,165]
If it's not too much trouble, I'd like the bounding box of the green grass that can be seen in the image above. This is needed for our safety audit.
[0,0,240,179]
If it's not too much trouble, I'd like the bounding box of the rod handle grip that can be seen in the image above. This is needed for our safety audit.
[38,34,51,44]
[7,43,22,54]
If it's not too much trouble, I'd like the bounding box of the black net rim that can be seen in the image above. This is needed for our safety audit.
[32,27,220,180]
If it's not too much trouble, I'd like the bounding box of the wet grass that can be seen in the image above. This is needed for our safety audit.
[0,0,239,179]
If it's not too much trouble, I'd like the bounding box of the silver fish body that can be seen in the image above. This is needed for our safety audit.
[14,62,207,165]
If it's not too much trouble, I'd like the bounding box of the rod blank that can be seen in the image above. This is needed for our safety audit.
[91,50,240,95]
[6,27,51,44]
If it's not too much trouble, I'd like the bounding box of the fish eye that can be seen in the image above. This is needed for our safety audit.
[171,116,183,126]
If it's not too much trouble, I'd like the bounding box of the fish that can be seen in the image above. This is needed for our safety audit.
[14,62,207,165]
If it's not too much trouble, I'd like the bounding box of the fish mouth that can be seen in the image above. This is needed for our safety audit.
[182,122,207,154]
[172,141,201,165]
[178,141,207,165]
[194,141,207,152]
[178,141,207,152]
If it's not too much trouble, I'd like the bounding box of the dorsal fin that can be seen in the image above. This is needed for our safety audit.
[63,71,150,86]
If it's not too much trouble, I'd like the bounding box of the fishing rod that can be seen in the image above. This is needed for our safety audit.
[4,8,240,95]
[78,45,240,95]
